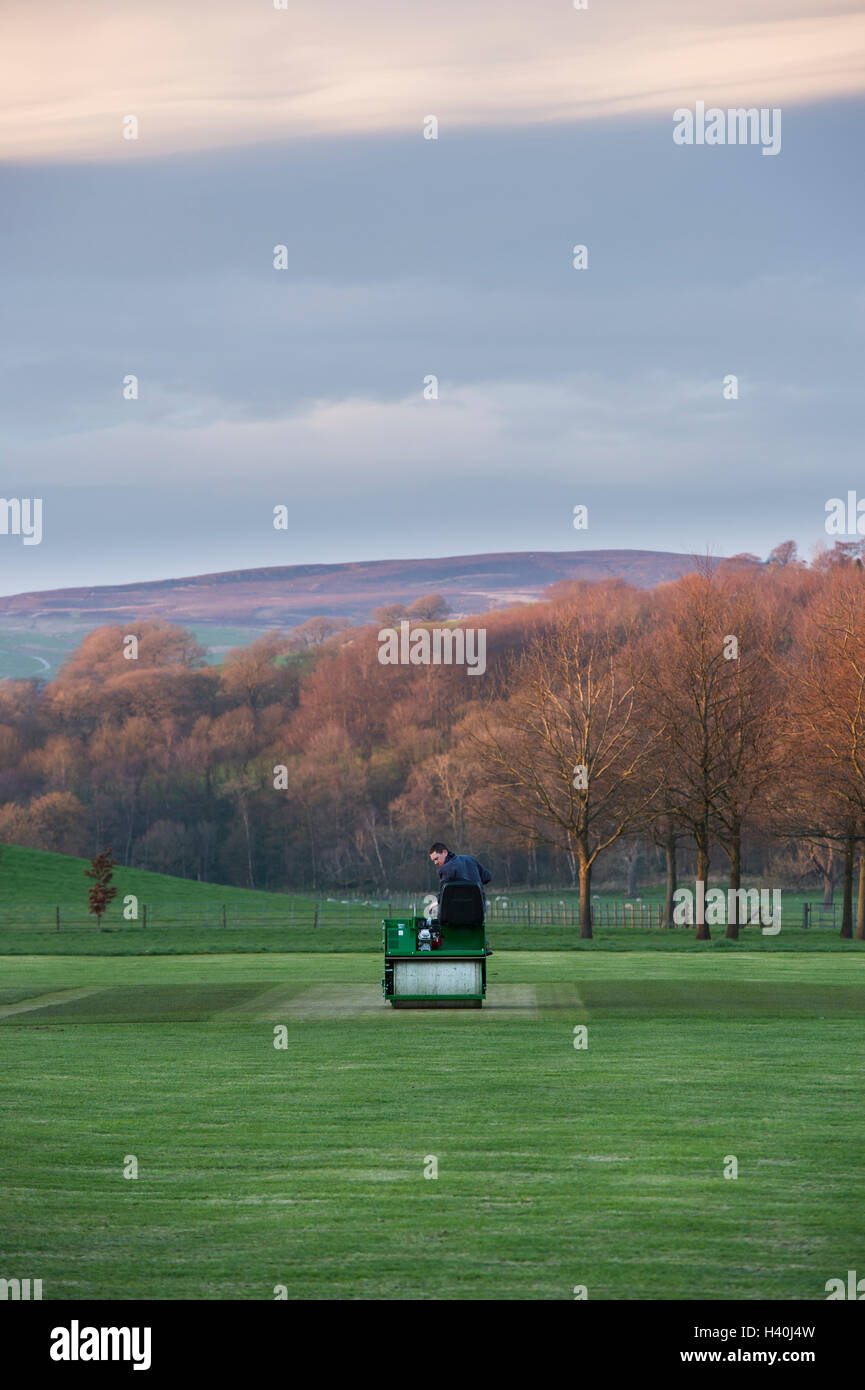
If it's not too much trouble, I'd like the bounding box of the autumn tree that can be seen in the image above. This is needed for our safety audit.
[44,622,211,731]
[707,575,782,937]
[220,631,297,712]
[405,593,451,621]
[372,604,407,626]
[775,568,865,939]
[85,847,118,930]
[643,566,748,940]
[469,605,660,937]
[766,540,803,569]
[288,616,354,649]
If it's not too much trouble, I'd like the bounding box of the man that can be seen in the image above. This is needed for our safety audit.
[428,842,493,954]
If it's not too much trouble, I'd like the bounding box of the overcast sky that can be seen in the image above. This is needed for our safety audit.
[1,0,863,594]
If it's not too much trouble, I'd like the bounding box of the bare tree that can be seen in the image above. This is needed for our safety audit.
[774,569,865,939]
[643,566,745,940]
[469,605,660,937]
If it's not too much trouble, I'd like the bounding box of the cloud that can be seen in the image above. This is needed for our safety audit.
[2,0,863,160]
[0,368,841,592]
[6,370,846,498]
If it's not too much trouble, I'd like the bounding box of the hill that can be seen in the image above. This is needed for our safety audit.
[0,844,294,910]
[0,548,704,678]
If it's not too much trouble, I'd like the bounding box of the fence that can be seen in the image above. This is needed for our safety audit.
[0,898,422,932]
[802,903,839,929]
[0,896,825,933]
[589,901,667,928]
[488,899,583,926]
[1,897,583,932]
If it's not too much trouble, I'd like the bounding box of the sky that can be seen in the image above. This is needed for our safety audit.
[1,0,864,594]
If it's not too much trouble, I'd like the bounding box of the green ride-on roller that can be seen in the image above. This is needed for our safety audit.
[382,882,488,1008]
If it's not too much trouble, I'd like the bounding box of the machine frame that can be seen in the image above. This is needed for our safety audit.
[381,914,487,1008]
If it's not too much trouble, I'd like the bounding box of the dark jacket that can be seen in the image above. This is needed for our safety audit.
[437,852,492,903]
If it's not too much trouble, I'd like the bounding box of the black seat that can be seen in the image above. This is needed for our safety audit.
[439,882,485,926]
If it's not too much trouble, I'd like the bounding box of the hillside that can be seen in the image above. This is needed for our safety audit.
[0,845,296,910]
[0,548,703,678]
[0,548,699,626]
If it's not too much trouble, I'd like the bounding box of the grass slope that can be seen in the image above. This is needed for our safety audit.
[0,844,298,909]
[1,951,863,1300]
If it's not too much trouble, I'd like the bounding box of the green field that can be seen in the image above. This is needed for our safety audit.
[1,846,857,957]
[0,624,278,681]
[0,845,307,909]
[1,950,863,1300]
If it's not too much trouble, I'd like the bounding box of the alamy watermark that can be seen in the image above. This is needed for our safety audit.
[673,102,781,157]
[50,1322,151,1370]
[825,492,865,535]
[0,1276,42,1300]
[0,498,42,545]
[673,884,781,934]
[825,1270,865,1299]
[378,620,486,676]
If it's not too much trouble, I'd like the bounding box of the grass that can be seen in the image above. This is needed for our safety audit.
[1,846,858,955]
[0,924,862,956]
[0,845,306,909]
[1,950,863,1300]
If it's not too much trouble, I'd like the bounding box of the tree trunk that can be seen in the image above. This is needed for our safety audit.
[626,848,639,898]
[306,809,317,890]
[369,817,387,889]
[695,833,711,941]
[578,848,593,940]
[241,802,255,889]
[664,834,677,929]
[857,848,865,941]
[725,832,741,940]
[841,836,854,939]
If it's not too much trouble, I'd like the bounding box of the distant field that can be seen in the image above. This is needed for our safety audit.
[1,950,863,1300]
[0,622,278,679]
[187,625,280,664]
[0,631,72,679]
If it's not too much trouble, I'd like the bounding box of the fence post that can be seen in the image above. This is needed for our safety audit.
[222,904,227,930]
[142,903,147,929]
[313,904,318,931]
[802,903,808,929]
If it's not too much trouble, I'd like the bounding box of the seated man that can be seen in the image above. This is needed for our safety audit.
[428,842,493,954]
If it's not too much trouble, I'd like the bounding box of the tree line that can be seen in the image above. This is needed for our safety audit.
[1,543,865,939]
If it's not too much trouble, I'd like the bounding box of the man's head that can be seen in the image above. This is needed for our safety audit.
[429,842,450,868]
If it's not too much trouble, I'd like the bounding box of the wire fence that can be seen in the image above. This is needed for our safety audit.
[0,898,585,931]
[0,896,820,932]
[0,900,413,932]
